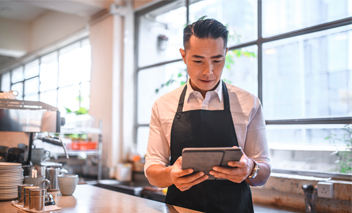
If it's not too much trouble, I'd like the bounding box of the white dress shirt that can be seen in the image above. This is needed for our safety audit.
[144,79,270,175]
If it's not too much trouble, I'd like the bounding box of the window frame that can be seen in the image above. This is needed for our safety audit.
[134,0,352,178]
[0,37,90,111]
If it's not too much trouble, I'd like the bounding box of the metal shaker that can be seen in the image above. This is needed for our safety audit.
[46,167,60,191]
[24,186,39,208]
[17,184,33,203]
[29,188,45,211]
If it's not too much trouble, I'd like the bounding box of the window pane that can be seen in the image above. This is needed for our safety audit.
[11,83,23,99]
[138,1,186,67]
[24,60,39,79]
[222,45,258,96]
[40,90,57,107]
[80,44,91,82]
[81,82,90,110]
[263,25,352,119]
[1,72,10,92]
[262,0,352,37]
[58,85,80,114]
[268,124,351,174]
[81,38,90,47]
[24,77,39,96]
[138,61,186,124]
[137,126,149,157]
[40,52,58,92]
[189,0,257,47]
[59,42,81,87]
[12,67,23,83]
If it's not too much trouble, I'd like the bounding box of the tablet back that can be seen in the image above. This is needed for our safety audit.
[182,151,223,180]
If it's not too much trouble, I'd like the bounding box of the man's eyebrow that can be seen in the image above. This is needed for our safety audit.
[191,55,204,58]
[191,55,224,59]
[211,55,224,59]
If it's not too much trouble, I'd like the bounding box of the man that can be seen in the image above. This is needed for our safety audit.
[144,17,271,213]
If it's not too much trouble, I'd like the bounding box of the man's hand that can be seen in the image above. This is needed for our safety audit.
[170,157,209,191]
[209,149,254,183]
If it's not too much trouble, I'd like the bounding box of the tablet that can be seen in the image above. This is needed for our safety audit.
[181,147,242,180]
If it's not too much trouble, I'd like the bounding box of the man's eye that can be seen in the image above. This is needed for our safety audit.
[213,60,221,63]
[193,61,202,63]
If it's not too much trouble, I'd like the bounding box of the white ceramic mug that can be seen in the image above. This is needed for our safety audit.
[31,148,50,165]
[58,174,78,196]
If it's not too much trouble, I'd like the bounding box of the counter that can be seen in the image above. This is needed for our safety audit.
[0,184,201,213]
[0,184,302,213]
[95,179,302,213]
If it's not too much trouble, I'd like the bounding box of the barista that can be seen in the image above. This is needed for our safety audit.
[144,17,271,213]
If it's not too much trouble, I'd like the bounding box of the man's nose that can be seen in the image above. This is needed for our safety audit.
[203,62,213,75]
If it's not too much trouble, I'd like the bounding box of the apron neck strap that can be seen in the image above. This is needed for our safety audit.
[176,81,230,113]
[221,81,230,110]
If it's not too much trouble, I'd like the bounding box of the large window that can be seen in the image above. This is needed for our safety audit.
[0,38,91,116]
[135,0,352,176]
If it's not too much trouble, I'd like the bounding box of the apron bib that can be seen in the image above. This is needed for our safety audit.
[165,81,254,213]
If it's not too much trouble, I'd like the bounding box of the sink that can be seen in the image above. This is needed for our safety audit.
[94,179,150,196]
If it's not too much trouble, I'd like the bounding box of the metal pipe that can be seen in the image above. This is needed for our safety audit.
[36,136,69,159]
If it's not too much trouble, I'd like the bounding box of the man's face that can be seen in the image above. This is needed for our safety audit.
[180,36,228,96]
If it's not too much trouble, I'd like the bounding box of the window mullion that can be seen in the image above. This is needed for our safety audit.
[257,0,263,105]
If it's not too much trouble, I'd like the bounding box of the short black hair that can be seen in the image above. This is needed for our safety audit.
[183,16,228,49]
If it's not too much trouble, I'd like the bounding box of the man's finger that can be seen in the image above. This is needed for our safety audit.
[189,174,209,186]
[178,174,209,191]
[227,160,246,167]
[212,166,241,174]
[174,168,194,177]
[178,172,204,183]
[228,154,248,167]
[175,156,183,166]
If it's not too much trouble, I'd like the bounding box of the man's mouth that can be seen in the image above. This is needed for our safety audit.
[200,79,213,83]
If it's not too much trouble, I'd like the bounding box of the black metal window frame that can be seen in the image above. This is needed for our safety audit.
[0,37,90,109]
[134,0,352,179]
[134,0,352,129]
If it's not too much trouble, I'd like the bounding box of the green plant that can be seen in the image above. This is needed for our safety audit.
[325,124,352,173]
[65,107,88,115]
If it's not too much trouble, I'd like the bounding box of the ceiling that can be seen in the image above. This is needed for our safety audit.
[0,1,47,22]
[0,0,108,71]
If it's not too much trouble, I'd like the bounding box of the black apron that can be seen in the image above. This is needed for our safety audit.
[165,81,254,213]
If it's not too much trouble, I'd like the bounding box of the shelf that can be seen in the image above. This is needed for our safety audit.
[53,150,99,156]
[58,127,102,134]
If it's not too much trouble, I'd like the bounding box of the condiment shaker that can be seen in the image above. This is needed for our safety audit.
[29,188,46,211]
[46,167,60,191]
[17,184,33,203]
[24,186,39,208]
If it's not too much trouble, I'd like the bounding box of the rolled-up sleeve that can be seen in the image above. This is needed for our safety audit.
[244,99,270,167]
[144,101,171,176]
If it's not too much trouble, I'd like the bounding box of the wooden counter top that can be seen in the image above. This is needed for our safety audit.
[0,184,201,213]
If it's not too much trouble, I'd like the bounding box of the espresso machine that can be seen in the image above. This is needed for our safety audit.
[0,98,68,183]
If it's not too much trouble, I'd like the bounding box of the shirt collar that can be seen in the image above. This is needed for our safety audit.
[185,78,223,103]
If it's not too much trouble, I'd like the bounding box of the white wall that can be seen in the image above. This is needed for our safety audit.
[0,17,29,56]
[0,11,89,58]
[89,15,114,170]
[30,11,88,53]
[0,11,90,72]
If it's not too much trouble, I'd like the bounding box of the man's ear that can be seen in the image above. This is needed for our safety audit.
[179,48,186,64]
[225,47,229,55]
